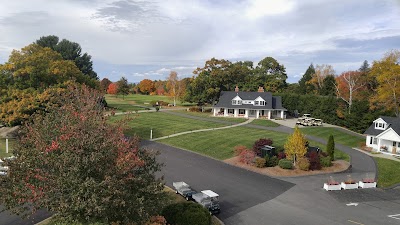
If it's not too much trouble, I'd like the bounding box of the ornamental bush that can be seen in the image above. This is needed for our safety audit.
[320,156,332,167]
[239,150,256,165]
[267,156,279,167]
[277,152,286,160]
[252,138,273,157]
[234,145,248,156]
[162,202,211,225]
[255,157,266,168]
[278,159,293,169]
[297,157,310,171]
[308,151,321,170]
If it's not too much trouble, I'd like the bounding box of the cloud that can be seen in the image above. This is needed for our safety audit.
[0,0,399,84]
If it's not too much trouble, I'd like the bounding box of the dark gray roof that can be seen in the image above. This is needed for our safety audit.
[364,116,400,136]
[213,91,286,110]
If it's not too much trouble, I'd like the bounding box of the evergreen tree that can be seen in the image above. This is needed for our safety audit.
[327,135,335,161]
[298,63,315,94]
[320,75,336,96]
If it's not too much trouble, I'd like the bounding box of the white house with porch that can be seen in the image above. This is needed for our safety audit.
[212,86,287,119]
[364,116,400,155]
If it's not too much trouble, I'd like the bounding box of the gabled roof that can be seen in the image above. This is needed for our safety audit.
[364,116,400,136]
[213,91,286,110]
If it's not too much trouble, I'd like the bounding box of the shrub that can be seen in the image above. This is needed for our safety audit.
[162,202,211,225]
[278,159,293,169]
[234,145,248,156]
[252,138,273,157]
[319,151,328,157]
[327,135,335,161]
[320,156,332,167]
[308,151,321,170]
[239,150,256,165]
[297,157,310,171]
[275,146,284,153]
[254,157,266,168]
[204,108,212,113]
[267,156,279,167]
[155,106,160,112]
[277,152,286,160]
[188,107,202,112]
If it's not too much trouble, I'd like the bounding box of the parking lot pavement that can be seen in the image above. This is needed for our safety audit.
[142,141,295,220]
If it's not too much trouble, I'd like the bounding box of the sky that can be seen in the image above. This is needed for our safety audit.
[0,0,399,84]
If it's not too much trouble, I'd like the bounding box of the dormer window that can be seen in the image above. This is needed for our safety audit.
[375,122,385,130]
[254,96,265,106]
[232,100,242,105]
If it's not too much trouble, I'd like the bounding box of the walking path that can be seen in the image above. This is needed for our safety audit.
[151,118,254,141]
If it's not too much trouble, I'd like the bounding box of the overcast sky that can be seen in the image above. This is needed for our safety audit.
[1,0,399,83]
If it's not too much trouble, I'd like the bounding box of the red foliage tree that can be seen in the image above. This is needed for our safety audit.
[107,82,118,95]
[0,85,167,224]
[252,138,273,156]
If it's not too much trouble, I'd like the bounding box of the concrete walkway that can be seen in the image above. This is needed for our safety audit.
[152,118,254,141]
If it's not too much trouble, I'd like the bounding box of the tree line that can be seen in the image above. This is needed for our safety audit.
[124,50,400,133]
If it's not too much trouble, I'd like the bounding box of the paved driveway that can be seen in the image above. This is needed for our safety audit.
[143,140,400,225]
[142,141,295,219]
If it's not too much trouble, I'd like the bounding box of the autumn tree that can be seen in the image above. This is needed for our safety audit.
[107,82,118,95]
[154,80,166,96]
[334,71,366,113]
[100,78,112,93]
[0,43,97,125]
[308,64,335,94]
[36,35,98,80]
[370,50,400,117]
[0,85,167,224]
[284,126,307,165]
[117,77,129,99]
[167,71,180,106]
[138,79,155,95]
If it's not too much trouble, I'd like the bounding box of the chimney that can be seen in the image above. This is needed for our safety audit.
[258,86,264,93]
[235,85,239,92]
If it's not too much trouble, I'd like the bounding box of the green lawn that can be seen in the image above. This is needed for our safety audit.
[300,127,364,148]
[158,126,348,161]
[109,112,228,139]
[0,138,14,158]
[374,157,400,188]
[249,119,280,127]
[172,110,247,123]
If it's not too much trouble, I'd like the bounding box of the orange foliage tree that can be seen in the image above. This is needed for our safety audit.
[107,83,118,95]
[334,71,366,114]
[138,79,155,95]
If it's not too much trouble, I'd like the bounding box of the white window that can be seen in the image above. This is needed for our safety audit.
[260,101,265,106]
[228,109,234,114]
[254,101,259,106]
[239,109,245,114]
[232,100,236,105]
[373,138,377,145]
[238,100,242,105]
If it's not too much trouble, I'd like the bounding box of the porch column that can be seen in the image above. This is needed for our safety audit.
[268,110,271,119]
[256,110,259,119]
[224,108,228,117]
[234,109,238,117]
[213,108,216,116]
[245,109,249,118]
[377,138,381,152]
[280,110,284,119]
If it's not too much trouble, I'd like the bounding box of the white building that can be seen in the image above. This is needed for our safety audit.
[364,116,400,155]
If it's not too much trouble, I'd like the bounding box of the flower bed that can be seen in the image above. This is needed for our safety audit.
[323,182,341,191]
[359,179,377,188]
[341,182,358,190]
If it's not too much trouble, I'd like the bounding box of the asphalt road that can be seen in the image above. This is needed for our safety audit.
[142,141,295,219]
[0,207,50,225]
[142,140,400,225]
